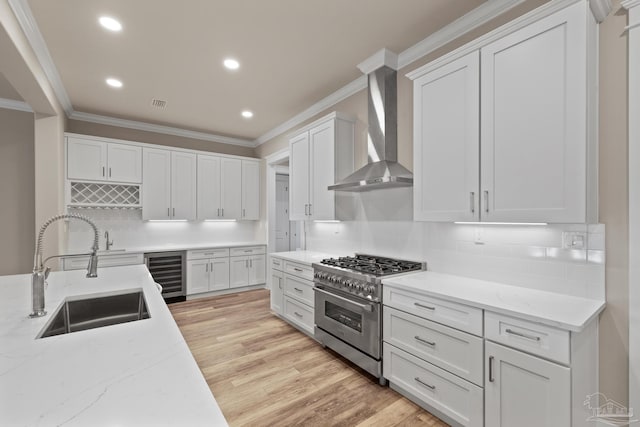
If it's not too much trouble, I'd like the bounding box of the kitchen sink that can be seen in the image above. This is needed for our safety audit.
[38,290,150,338]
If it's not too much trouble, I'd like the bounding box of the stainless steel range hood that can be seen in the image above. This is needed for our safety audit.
[329,63,412,192]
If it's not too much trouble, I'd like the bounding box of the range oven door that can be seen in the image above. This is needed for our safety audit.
[314,286,380,359]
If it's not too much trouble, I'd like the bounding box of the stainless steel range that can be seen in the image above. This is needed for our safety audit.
[312,254,425,384]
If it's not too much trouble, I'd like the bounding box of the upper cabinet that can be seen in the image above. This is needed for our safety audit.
[410,1,597,224]
[241,160,260,220]
[289,112,355,221]
[67,136,142,184]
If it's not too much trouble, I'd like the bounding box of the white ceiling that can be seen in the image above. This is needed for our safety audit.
[26,0,485,141]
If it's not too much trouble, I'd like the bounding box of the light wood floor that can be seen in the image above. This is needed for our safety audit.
[169,289,448,427]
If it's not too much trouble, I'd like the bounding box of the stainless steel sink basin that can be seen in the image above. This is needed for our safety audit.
[38,290,150,338]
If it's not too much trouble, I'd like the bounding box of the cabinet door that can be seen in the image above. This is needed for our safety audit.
[197,155,222,219]
[107,143,142,183]
[210,258,230,291]
[241,160,260,220]
[220,158,242,219]
[186,259,210,295]
[480,2,586,223]
[485,341,570,427]
[229,256,249,288]
[413,51,480,222]
[248,255,266,286]
[67,138,107,181]
[309,120,335,220]
[289,132,310,220]
[271,269,284,314]
[171,152,197,220]
[142,148,172,220]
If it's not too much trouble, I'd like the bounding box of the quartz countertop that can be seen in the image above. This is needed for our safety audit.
[269,250,346,265]
[65,241,267,255]
[383,271,605,332]
[0,265,228,426]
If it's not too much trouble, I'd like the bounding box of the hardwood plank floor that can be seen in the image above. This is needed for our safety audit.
[169,289,449,427]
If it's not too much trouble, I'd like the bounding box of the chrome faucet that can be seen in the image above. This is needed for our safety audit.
[30,213,100,318]
[104,231,114,251]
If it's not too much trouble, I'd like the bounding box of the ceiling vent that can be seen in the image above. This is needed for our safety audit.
[151,99,167,109]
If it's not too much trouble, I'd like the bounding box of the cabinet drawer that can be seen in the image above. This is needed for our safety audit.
[485,312,570,365]
[384,343,483,427]
[187,248,229,260]
[63,253,144,271]
[283,296,314,335]
[284,275,314,306]
[271,256,284,271]
[383,306,483,386]
[383,286,483,336]
[230,246,266,256]
[284,260,313,281]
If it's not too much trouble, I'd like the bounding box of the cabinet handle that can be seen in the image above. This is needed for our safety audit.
[222,208,224,217]
[206,263,209,273]
[109,167,112,178]
[505,328,541,342]
[294,312,303,318]
[210,262,214,272]
[414,335,436,346]
[245,260,248,268]
[484,190,489,213]
[173,207,176,217]
[167,208,170,218]
[250,259,253,268]
[293,267,303,272]
[414,302,436,311]
[304,204,308,216]
[470,192,475,214]
[278,278,283,289]
[309,204,312,216]
[414,377,436,390]
[489,356,495,382]
[244,250,252,253]
[102,166,105,177]
[218,208,220,217]
[294,287,303,293]
[243,208,246,217]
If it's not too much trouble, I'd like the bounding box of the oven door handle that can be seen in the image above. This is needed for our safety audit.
[314,287,374,312]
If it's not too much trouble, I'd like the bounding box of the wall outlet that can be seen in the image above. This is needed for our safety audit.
[562,231,586,249]
[474,228,485,245]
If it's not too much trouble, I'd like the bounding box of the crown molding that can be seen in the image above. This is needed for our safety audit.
[8,0,73,116]
[69,111,256,148]
[0,98,32,112]
[622,0,640,9]
[254,75,367,145]
[357,49,399,74]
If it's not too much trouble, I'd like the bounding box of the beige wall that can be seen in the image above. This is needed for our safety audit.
[256,0,630,405]
[0,108,34,275]
[67,119,257,158]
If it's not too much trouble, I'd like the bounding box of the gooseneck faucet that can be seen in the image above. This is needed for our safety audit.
[30,213,100,318]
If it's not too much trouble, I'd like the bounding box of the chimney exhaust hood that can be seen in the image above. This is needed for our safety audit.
[329,49,412,192]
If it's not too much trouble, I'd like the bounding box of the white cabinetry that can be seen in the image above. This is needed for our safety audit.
[241,160,260,220]
[289,112,354,221]
[143,148,196,220]
[186,248,230,295]
[229,246,266,288]
[67,137,142,184]
[62,252,144,271]
[220,158,242,219]
[269,255,315,335]
[410,1,596,223]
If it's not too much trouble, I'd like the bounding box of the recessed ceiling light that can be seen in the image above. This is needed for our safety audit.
[241,110,253,118]
[224,58,240,70]
[99,16,122,32]
[106,78,123,88]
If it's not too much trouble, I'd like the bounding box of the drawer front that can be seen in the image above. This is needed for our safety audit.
[271,256,284,271]
[63,253,144,271]
[187,248,230,260]
[384,343,483,427]
[230,246,266,257]
[384,306,484,386]
[485,312,570,365]
[284,275,314,306]
[284,260,313,281]
[283,296,314,335]
[384,286,483,336]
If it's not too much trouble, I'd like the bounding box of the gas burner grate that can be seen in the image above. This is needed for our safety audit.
[320,254,422,276]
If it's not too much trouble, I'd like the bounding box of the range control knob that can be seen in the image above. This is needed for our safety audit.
[366,285,376,295]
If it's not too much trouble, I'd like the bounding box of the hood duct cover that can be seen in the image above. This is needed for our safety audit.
[329,65,412,192]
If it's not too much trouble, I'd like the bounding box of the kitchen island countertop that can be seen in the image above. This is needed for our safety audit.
[0,265,227,426]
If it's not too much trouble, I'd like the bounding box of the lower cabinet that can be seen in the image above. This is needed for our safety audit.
[62,252,144,271]
[484,341,570,427]
[186,258,230,294]
[229,255,266,288]
[271,269,284,313]
[270,256,315,336]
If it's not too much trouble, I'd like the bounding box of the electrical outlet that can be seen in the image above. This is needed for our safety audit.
[562,231,586,249]
[474,228,484,245]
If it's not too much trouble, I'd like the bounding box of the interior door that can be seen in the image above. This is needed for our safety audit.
[142,148,171,220]
[221,158,242,219]
[197,155,222,219]
[67,137,107,181]
[309,120,335,220]
[210,258,230,291]
[275,175,290,252]
[107,143,142,183]
[171,152,197,220]
[241,160,260,220]
[289,132,310,220]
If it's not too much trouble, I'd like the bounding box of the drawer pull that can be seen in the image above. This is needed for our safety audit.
[505,328,541,342]
[414,302,436,311]
[294,312,303,318]
[414,377,436,390]
[414,336,436,347]
[294,287,303,293]
[244,250,253,253]
[489,356,495,382]
[293,267,304,272]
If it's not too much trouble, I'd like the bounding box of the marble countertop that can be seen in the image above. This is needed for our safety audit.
[64,241,267,255]
[0,265,227,426]
[383,271,605,332]
[269,250,347,265]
